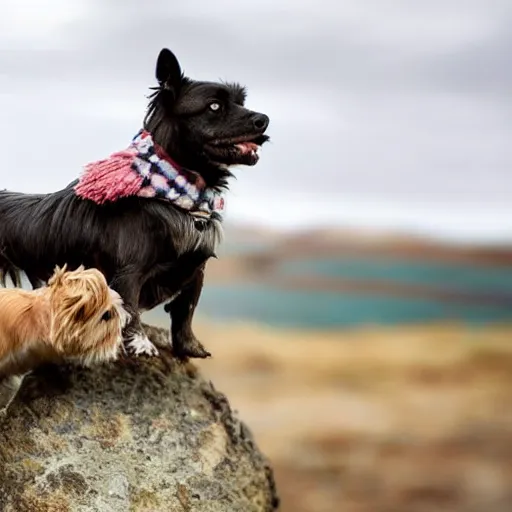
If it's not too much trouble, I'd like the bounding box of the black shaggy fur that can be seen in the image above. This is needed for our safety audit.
[0,48,270,359]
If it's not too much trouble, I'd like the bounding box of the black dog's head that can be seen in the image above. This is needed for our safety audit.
[143,48,270,189]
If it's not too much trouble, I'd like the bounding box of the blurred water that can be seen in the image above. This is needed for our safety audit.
[196,283,512,328]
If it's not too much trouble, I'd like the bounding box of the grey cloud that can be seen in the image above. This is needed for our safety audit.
[2,0,511,101]
[0,0,510,240]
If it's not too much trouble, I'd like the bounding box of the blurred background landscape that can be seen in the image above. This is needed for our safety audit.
[2,0,512,510]
[142,226,512,512]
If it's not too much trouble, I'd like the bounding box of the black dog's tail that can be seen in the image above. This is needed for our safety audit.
[0,189,47,288]
[0,185,84,290]
[0,191,22,287]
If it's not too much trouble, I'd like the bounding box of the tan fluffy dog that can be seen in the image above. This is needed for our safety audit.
[0,265,130,413]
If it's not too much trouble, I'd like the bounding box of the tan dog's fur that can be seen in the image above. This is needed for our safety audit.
[0,265,130,413]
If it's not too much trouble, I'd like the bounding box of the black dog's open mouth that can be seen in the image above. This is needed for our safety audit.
[206,134,269,166]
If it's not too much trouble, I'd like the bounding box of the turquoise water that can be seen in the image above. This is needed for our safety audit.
[145,256,512,329]
[197,283,512,329]
[280,258,512,295]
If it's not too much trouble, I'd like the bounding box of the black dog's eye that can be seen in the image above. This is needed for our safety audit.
[101,310,112,322]
[209,102,221,112]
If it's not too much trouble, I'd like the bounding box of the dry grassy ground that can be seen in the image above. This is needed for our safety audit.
[194,321,512,512]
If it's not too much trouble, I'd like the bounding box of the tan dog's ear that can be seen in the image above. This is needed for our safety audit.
[48,265,68,288]
[73,304,88,324]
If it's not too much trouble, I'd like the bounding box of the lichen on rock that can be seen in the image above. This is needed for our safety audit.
[0,324,279,512]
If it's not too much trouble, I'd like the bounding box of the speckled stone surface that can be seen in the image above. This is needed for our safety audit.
[0,324,279,512]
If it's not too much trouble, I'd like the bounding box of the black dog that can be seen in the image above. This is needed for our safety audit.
[0,48,269,359]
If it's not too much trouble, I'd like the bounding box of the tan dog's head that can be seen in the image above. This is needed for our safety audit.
[47,265,130,366]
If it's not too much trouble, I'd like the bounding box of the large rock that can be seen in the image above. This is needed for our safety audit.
[0,324,279,512]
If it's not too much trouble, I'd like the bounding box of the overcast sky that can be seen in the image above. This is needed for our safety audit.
[0,0,510,243]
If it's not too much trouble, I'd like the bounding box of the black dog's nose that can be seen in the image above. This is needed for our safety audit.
[253,114,269,131]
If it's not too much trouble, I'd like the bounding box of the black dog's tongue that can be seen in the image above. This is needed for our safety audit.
[235,142,258,155]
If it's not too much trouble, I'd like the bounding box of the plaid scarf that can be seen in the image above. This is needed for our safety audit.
[75,130,225,220]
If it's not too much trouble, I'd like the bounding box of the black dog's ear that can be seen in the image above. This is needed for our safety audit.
[156,48,183,97]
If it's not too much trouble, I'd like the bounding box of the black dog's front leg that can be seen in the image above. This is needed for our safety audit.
[110,272,158,357]
[167,266,210,360]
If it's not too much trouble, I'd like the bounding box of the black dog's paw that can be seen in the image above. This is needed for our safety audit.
[125,333,159,357]
[172,333,211,360]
